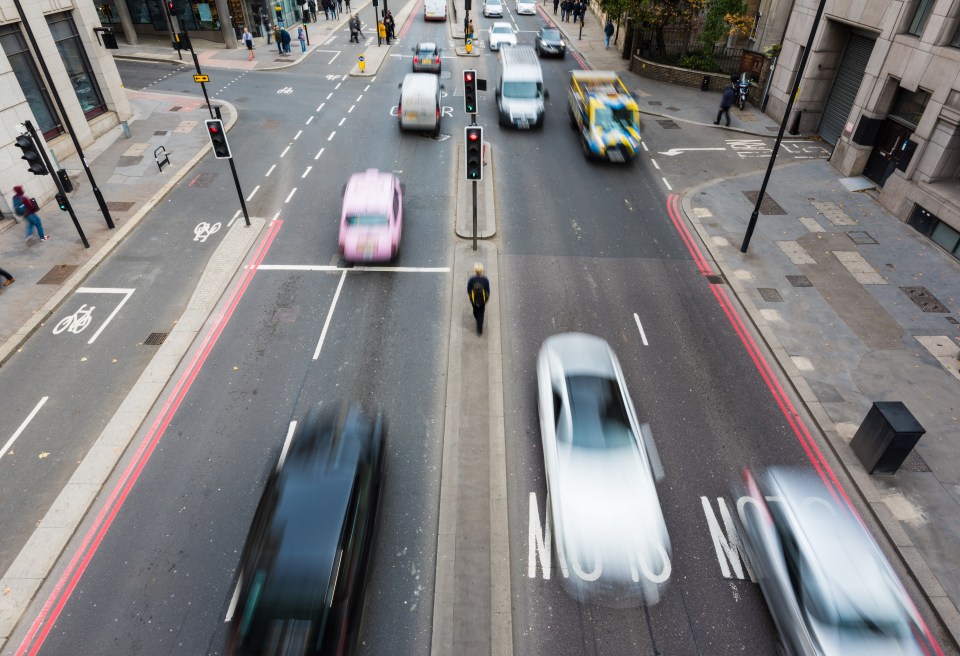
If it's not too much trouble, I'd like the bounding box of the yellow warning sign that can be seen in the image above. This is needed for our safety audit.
[194,74,210,83]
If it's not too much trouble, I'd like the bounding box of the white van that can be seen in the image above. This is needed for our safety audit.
[424,0,447,20]
[495,45,548,129]
[397,73,442,132]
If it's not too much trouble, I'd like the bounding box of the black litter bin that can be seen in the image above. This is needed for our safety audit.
[850,401,925,474]
[700,75,710,92]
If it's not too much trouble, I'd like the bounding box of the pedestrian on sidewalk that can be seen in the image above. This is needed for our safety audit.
[552,0,559,14]
[604,19,614,48]
[242,27,255,60]
[280,26,292,53]
[265,21,272,43]
[385,10,395,41]
[561,0,570,21]
[467,263,491,336]
[329,0,338,20]
[0,266,14,286]
[308,0,317,21]
[337,0,343,14]
[13,186,49,242]
[274,24,282,53]
[322,0,331,20]
[714,80,736,127]
[297,25,306,52]
[345,0,352,11]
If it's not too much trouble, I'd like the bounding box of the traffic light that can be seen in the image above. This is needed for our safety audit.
[465,126,482,181]
[464,70,477,114]
[55,192,68,211]
[167,1,175,12]
[205,119,232,159]
[57,168,74,192]
[15,134,48,176]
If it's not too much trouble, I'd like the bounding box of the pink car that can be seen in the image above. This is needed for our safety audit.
[338,169,403,262]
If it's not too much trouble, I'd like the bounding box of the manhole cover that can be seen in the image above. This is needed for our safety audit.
[188,173,216,188]
[117,155,142,167]
[899,451,931,472]
[107,201,136,212]
[846,230,877,245]
[273,306,300,323]
[262,119,281,129]
[665,106,680,111]
[742,190,786,215]
[786,275,813,287]
[154,130,168,135]
[656,119,680,129]
[647,100,662,106]
[36,264,78,285]
[900,286,949,313]
[234,96,249,103]
[758,287,783,302]
[169,105,182,112]
[706,274,725,285]
[144,332,168,346]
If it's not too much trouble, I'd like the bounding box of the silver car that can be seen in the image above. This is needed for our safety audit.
[536,333,670,606]
[737,467,931,655]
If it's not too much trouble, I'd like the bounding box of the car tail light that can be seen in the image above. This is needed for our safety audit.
[414,56,419,63]
[436,106,440,120]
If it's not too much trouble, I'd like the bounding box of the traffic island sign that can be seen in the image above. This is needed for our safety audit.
[194,74,209,83]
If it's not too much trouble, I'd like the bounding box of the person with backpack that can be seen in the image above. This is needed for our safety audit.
[280,26,292,53]
[13,185,49,242]
[467,262,491,335]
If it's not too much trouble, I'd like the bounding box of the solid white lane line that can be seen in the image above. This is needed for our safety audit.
[356,94,363,102]
[280,145,291,157]
[328,52,340,64]
[338,118,346,126]
[272,211,281,222]
[1,396,49,461]
[662,177,672,191]
[650,158,660,170]
[224,572,243,622]
[227,209,241,228]
[86,289,134,345]
[258,264,340,271]
[306,116,314,124]
[328,131,336,141]
[633,313,649,346]
[302,166,312,178]
[315,147,325,160]
[285,188,297,203]
[294,130,303,140]
[326,92,333,99]
[257,264,451,272]
[265,164,276,177]
[351,266,451,273]
[313,270,348,360]
[277,420,298,471]
[348,105,355,113]
[246,185,260,201]
[317,102,325,112]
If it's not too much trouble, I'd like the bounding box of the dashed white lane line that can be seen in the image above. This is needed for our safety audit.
[328,131,336,141]
[227,209,241,228]
[1,396,49,461]
[277,420,298,471]
[285,187,297,203]
[641,142,649,152]
[365,84,371,91]
[335,82,342,89]
[650,158,660,170]
[356,94,363,102]
[315,147,325,160]
[317,102,325,112]
[280,145,291,157]
[338,117,346,126]
[246,185,260,201]
[326,92,333,99]
[313,269,348,360]
[306,116,314,124]
[662,177,672,191]
[349,104,355,113]
[294,129,303,140]
[225,572,243,622]
[265,164,276,177]
[633,313,649,346]
[302,166,312,178]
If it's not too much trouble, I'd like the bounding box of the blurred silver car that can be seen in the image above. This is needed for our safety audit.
[411,42,441,74]
[536,333,670,606]
[737,467,931,655]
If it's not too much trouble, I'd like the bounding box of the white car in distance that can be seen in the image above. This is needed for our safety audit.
[488,22,517,51]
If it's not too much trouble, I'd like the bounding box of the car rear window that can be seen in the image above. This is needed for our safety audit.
[564,375,636,450]
[347,214,388,226]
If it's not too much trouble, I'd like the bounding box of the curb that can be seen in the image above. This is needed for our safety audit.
[638,108,816,140]
[677,172,960,651]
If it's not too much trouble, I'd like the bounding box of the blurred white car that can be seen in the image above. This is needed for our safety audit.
[737,467,932,655]
[488,22,516,51]
[516,0,536,14]
[536,333,670,606]
[482,0,503,17]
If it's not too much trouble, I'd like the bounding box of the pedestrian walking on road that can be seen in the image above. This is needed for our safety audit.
[13,186,48,243]
[0,266,14,286]
[297,25,306,52]
[274,24,282,53]
[242,27,255,59]
[280,27,292,53]
[552,0,559,14]
[467,263,491,336]
[714,81,736,127]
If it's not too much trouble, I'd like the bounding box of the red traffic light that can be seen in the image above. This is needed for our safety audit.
[208,124,220,134]
[464,72,474,82]
[468,132,478,141]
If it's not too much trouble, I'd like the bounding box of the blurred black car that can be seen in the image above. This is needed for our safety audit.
[226,404,385,656]
[535,26,566,57]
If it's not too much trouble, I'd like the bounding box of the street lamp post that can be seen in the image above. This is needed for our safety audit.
[13,0,115,229]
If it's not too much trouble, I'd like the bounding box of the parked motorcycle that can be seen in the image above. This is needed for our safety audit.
[737,72,750,110]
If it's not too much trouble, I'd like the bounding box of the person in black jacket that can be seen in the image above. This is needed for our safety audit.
[714,81,737,127]
[467,263,491,336]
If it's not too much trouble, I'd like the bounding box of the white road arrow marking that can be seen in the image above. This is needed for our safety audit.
[658,147,727,156]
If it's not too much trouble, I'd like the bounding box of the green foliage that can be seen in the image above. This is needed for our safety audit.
[678,53,722,72]
[597,0,632,23]
[701,0,747,47]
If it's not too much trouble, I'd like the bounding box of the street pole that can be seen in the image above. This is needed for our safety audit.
[214,107,251,227]
[740,0,826,253]
[24,120,89,248]
[190,47,216,119]
[13,0,114,230]
[471,114,477,251]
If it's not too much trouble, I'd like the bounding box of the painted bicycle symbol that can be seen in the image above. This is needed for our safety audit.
[194,221,222,243]
[53,304,96,335]
[277,86,294,94]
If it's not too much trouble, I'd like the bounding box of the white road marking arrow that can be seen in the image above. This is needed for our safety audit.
[658,147,727,156]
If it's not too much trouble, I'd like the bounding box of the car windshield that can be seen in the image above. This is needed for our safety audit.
[564,375,636,450]
[347,214,388,226]
[488,0,501,5]
[492,25,511,34]
[503,81,538,98]
[542,29,560,40]
[593,106,637,132]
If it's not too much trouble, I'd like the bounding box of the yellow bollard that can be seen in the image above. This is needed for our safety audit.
[358,54,365,73]
[466,36,472,54]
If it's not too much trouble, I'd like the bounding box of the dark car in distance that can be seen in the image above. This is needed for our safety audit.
[535,26,565,57]
[226,404,385,656]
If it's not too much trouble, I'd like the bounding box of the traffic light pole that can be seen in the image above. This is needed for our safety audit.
[13,0,114,230]
[214,107,251,227]
[191,48,215,119]
[471,114,478,251]
[25,120,89,248]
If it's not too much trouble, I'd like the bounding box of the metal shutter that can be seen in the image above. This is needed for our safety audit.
[817,33,875,146]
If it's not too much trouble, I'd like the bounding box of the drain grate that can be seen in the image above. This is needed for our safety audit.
[36,264,78,285]
[107,201,136,212]
[899,450,931,473]
[706,274,726,285]
[647,100,662,106]
[947,317,959,325]
[168,105,182,112]
[666,106,680,111]
[188,173,216,188]
[144,332,168,346]
[153,130,168,136]
[234,96,249,103]
[846,230,878,245]
[656,119,680,129]
[742,190,786,215]
[786,275,813,287]
[273,306,300,323]
[758,287,784,302]
[900,286,950,313]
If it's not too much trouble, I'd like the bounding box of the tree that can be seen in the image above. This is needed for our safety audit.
[700,0,749,50]
[633,0,706,57]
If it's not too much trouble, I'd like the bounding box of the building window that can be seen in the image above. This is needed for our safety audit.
[908,0,934,37]
[951,21,960,47]
[96,1,121,24]
[170,0,222,31]
[0,24,62,139]
[909,206,960,261]
[47,12,107,120]
[890,87,930,128]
